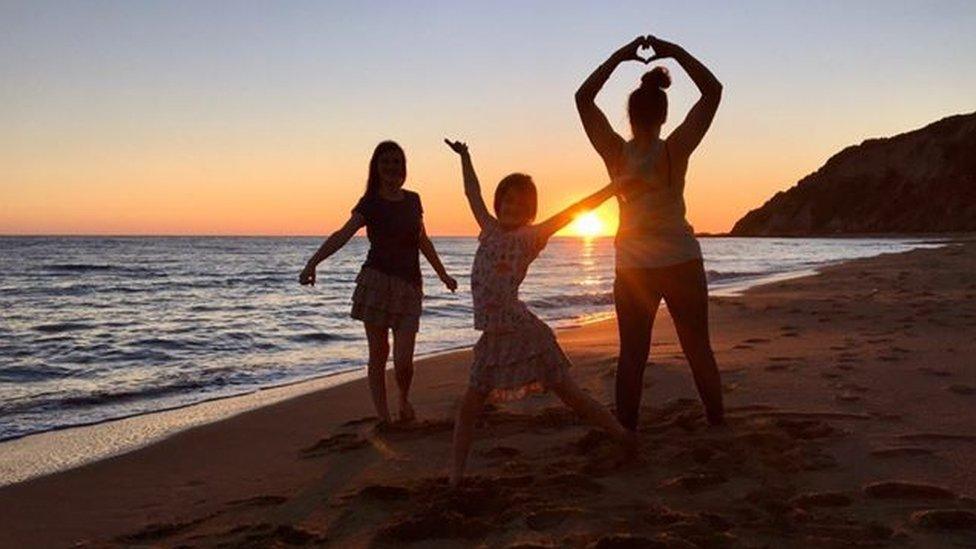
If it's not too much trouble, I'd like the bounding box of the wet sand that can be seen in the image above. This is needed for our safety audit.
[1,239,975,547]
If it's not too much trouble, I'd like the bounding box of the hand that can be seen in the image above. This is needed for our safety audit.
[443,138,469,156]
[299,264,316,286]
[440,273,458,293]
[645,35,682,63]
[613,35,651,63]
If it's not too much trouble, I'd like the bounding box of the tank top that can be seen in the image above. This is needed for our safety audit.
[614,139,702,269]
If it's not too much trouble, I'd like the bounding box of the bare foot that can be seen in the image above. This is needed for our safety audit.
[619,430,640,459]
[398,400,416,423]
[449,470,463,489]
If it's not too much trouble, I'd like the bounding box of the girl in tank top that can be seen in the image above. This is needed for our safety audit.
[576,35,726,430]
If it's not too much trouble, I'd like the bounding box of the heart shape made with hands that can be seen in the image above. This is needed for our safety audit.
[636,35,664,64]
[636,42,656,64]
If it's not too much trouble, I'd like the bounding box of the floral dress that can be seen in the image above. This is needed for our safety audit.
[469,223,570,401]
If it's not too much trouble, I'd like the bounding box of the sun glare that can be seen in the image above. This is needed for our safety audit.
[569,212,605,238]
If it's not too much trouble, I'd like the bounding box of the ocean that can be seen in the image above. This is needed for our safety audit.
[0,235,945,441]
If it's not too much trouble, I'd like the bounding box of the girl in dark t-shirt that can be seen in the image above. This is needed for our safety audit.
[300,141,457,425]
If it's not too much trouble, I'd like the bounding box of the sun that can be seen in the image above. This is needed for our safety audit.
[568,212,605,238]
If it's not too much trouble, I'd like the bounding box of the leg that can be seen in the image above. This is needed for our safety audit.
[550,376,631,443]
[613,269,661,431]
[363,322,392,424]
[451,386,488,487]
[391,326,418,422]
[663,260,725,425]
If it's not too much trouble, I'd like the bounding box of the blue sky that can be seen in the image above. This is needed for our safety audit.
[2,1,974,234]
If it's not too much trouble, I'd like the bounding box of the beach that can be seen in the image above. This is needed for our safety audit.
[1,239,975,547]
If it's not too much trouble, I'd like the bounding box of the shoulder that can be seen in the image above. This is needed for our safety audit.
[477,219,499,242]
[521,224,549,250]
[352,194,374,213]
[404,190,423,210]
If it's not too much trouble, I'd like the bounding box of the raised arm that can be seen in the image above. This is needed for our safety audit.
[536,180,619,240]
[575,37,647,169]
[299,213,365,286]
[444,139,495,230]
[650,36,723,163]
[419,222,458,292]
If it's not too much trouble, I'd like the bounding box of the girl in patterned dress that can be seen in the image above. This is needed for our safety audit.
[300,141,458,425]
[444,138,634,486]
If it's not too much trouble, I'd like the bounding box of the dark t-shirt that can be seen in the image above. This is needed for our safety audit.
[352,190,423,287]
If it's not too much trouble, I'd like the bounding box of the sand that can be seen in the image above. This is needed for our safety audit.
[1,239,975,548]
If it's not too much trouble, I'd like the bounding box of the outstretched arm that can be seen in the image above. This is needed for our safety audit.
[575,36,647,169]
[650,36,723,162]
[536,180,619,241]
[299,213,365,286]
[444,139,495,230]
[419,222,458,292]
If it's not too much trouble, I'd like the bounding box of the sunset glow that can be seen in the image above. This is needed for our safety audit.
[1,3,973,236]
[566,212,607,238]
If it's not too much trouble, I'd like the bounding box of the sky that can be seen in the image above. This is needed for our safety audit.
[2,0,974,236]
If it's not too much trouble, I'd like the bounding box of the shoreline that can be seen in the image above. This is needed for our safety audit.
[1,239,974,546]
[0,238,955,487]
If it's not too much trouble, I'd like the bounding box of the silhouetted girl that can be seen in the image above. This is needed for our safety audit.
[576,35,725,430]
[444,138,633,487]
[300,141,457,425]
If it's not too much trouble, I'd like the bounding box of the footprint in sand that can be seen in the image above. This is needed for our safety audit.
[541,472,604,494]
[301,432,368,457]
[659,472,728,493]
[863,481,956,500]
[897,432,976,443]
[869,447,934,459]
[789,491,853,508]
[910,509,976,530]
[357,484,411,502]
[342,416,379,427]
[226,495,289,508]
[764,364,790,372]
[918,367,953,377]
[524,507,585,531]
[479,446,522,460]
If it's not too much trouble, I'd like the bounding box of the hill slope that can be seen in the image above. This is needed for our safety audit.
[731,113,976,235]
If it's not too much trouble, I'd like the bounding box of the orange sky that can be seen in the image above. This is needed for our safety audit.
[2,2,974,236]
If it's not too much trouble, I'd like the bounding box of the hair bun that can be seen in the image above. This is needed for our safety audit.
[641,66,671,90]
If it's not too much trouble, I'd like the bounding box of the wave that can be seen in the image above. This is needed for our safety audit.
[287,332,354,343]
[43,263,165,276]
[527,292,614,309]
[0,364,75,382]
[32,321,93,334]
[0,378,213,415]
[705,270,768,282]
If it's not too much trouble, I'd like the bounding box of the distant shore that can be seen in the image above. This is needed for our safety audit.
[2,237,974,546]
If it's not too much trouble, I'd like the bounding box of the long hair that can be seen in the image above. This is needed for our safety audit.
[628,66,671,136]
[494,173,538,225]
[364,141,406,197]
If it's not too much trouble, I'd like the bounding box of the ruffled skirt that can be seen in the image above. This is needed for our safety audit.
[350,267,422,332]
[471,316,570,402]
